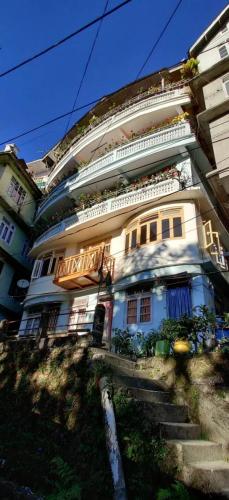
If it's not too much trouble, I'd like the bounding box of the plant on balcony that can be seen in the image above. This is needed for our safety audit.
[181,58,199,79]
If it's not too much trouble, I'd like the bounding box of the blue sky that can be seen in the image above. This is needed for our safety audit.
[0,0,228,162]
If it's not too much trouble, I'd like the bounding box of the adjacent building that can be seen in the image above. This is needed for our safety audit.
[189,4,229,224]
[19,58,229,340]
[0,145,41,323]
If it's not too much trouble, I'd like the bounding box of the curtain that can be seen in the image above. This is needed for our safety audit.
[166,285,192,319]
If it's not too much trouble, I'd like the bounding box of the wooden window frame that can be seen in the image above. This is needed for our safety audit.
[126,294,151,324]
[125,208,184,253]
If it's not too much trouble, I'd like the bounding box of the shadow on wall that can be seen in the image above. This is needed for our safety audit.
[0,341,113,499]
[115,241,202,281]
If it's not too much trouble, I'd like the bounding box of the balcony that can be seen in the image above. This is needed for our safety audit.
[47,86,191,188]
[53,246,115,290]
[36,120,193,219]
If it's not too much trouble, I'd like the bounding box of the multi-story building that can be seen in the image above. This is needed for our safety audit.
[0,144,40,323]
[189,4,229,223]
[19,61,229,340]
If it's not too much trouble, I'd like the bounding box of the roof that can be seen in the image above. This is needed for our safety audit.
[189,4,229,56]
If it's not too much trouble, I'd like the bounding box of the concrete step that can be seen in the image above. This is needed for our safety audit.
[141,402,188,423]
[113,372,166,391]
[168,440,223,463]
[188,461,229,492]
[160,422,201,440]
[221,489,229,498]
[91,349,137,370]
[127,386,171,403]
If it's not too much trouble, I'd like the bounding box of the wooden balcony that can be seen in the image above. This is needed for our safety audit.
[53,246,115,290]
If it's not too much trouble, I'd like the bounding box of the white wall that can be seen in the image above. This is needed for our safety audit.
[197,27,229,73]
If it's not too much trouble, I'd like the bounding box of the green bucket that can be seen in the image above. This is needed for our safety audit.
[155,340,170,357]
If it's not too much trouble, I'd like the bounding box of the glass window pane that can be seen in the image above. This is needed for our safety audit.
[127,299,137,324]
[125,233,129,253]
[140,297,151,322]
[219,45,228,59]
[162,219,170,239]
[150,222,157,242]
[140,225,147,245]
[224,80,229,96]
[173,217,182,237]
[131,229,137,249]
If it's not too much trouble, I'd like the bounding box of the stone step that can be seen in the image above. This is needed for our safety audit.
[187,461,229,492]
[160,422,201,440]
[141,402,188,423]
[91,349,137,370]
[113,372,166,391]
[127,386,171,403]
[168,440,223,463]
[221,489,229,498]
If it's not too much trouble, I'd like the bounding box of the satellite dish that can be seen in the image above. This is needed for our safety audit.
[17,279,29,289]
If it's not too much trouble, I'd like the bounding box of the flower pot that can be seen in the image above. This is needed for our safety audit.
[173,339,190,354]
[155,340,170,357]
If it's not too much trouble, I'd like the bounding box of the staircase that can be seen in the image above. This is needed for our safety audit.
[91,349,229,497]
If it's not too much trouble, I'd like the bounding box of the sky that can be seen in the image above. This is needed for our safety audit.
[0,0,228,162]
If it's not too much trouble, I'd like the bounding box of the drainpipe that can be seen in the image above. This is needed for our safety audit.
[99,377,127,500]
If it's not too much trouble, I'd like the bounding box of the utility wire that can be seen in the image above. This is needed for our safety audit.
[0,0,133,80]
[64,0,109,136]
[136,0,183,79]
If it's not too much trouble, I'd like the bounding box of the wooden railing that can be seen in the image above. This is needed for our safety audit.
[55,246,115,281]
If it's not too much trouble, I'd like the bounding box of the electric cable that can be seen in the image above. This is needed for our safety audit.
[64,0,109,136]
[136,0,183,79]
[0,0,134,80]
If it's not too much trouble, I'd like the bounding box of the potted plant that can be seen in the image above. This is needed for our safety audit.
[155,319,177,356]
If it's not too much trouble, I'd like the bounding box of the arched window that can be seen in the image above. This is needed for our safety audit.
[125,207,184,253]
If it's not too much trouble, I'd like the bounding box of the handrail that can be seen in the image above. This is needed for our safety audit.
[55,246,115,281]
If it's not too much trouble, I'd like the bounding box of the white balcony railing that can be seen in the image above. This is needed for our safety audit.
[37,121,192,217]
[47,87,190,187]
[34,176,183,248]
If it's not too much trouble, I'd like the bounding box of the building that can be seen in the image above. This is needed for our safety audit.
[0,144,41,324]
[27,151,56,192]
[189,4,229,224]
[19,58,229,340]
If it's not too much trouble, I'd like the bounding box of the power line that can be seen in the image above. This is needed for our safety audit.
[0,0,134,80]
[136,0,183,79]
[64,0,109,136]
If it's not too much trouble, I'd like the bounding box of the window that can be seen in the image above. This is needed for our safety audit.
[127,295,151,324]
[69,307,88,331]
[166,285,192,319]
[25,315,41,335]
[222,74,229,96]
[125,208,184,252]
[140,297,151,322]
[31,253,64,279]
[47,305,60,334]
[0,217,15,245]
[219,45,228,59]
[7,176,26,206]
[127,299,137,324]
[0,261,4,275]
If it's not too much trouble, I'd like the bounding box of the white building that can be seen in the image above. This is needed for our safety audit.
[19,63,229,340]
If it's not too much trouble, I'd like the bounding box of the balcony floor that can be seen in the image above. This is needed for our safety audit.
[54,270,101,289]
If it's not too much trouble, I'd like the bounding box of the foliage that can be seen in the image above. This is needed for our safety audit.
[181,58,199,78]
[112,328,134,356]
[156,481,190,500]
[0,344,113,499]
[113,389,168,498]
[47,457,81,500]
